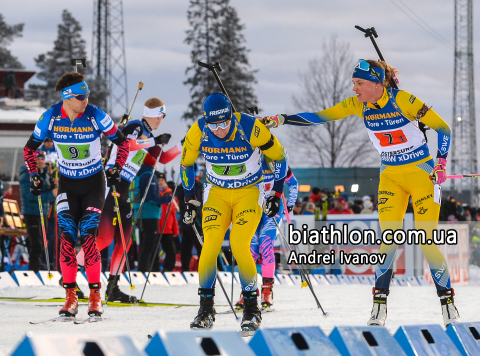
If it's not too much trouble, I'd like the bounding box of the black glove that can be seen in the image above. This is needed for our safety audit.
[105,165,122,184]
[184,196,201,225]
[287,206,293,213]
[154,133,171,146]
[263,193,281,218]
[30,173,43,196]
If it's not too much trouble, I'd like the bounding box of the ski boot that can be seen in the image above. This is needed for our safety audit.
[87,283,104,317]
[59,283,78,317]
[240,290,262,336]
[261,278,274,312]
[438,288,460,327]
[367,287,389,326]
[235,292,244,311]
[190,288,216,329]
[105,275,138,303]
[59,272,85,299]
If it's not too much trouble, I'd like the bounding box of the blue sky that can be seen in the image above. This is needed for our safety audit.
[2,0,479,175]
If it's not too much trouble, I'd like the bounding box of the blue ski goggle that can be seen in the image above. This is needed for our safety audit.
[352,59,385,84]
[207,119,231,131]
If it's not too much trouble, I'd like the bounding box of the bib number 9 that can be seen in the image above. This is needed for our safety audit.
[58,144,91,160]
[374,129,408,147]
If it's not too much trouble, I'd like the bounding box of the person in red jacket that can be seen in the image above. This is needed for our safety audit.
[157,172,178,272]
[328,197,353,215]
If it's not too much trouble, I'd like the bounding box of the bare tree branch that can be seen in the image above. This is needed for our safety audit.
[290,35,378,168]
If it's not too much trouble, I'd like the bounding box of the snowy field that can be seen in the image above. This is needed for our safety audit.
[1,281,479,355]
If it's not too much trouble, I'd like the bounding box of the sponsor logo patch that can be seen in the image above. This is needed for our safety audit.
[204,215,217,223]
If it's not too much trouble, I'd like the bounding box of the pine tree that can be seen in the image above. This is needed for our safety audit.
[35,10,108,109]
[183,0,258,122]
[0,14,24,69]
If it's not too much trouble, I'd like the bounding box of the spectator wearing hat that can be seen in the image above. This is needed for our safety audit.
[309,187,323,206]
[134,162,171,273]
[176,163,203,272]
[328,197,353,215]
[157,172,178,272]
[292,198,304,215]
[39,137,58,165]
[361,200,374,214]
[19,152,54,272]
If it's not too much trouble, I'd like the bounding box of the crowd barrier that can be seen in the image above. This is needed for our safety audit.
[0,270,436,289]
[11,322,480,355]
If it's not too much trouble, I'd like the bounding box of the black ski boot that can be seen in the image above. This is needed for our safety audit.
[105,275,138,303]
[240,290,262,336]
[190,288,216,329]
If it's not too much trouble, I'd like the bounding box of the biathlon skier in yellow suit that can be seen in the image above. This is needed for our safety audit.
[263,59,460,327]
[181,93,288,334]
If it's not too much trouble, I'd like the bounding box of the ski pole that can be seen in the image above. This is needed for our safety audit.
[105,145,164,306]
[198,61,237,112]
[192,224,239,320]
[279,196,294,274]
[37,196,53,280]
[231,253,235,305]
[140,173,181,301]
[281,194,313,288]
[104,82,144,167]
[272,218,326,314]
[111,184,134,291]
[448,174,480,179]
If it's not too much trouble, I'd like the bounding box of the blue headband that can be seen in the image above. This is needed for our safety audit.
[61,81,89,100]
[352,60,385,84]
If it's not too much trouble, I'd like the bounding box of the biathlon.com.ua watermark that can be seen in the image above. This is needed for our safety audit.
[286,224,458,266]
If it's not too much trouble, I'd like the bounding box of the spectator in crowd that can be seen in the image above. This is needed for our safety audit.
[292,198,304,215]
[361,200,374,214]
[303,198,316,215]
[5,71,16,98]
[0,176,4,227]
[18,152,54,272]
[133,159,171,273]
[176,163,203,272]
[157,172,178,272]
[38,137,57,165]
[470,239,480,267]
[309,187,323,206]
[351,199,363,214]
[328,197,353,215]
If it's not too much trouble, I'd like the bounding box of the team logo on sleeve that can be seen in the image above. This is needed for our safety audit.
[254,126,260,137]
[100,114,113,127]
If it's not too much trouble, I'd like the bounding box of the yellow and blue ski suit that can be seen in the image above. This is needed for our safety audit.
[284,88,452,291]
[181,113,288,291]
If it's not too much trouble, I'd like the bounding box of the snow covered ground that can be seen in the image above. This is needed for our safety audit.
[1,281,479,355]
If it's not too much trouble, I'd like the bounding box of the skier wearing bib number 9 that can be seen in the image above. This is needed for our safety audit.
[75,97,180,304]
[263,59,460,327]
[23,71,131,318]
[181,92,288,335]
